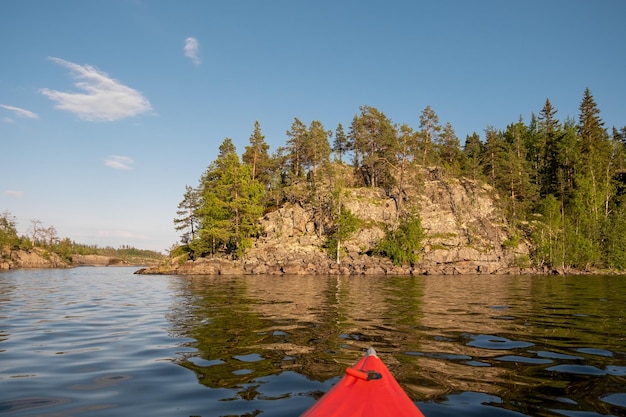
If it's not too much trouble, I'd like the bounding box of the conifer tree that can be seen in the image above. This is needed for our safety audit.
[242,120,271,188]
[286,118,308,180]
[503,120,538,220]
[481,126,507,189]
[462,132,483,181]
[332,123,351,163]
[304,120,332,184]
[195,138,263,258]
[349,105,398,190]
[524,113,543,180]
[577,88,606,156]
[417,106,441,166]
[576,88,612,222]
[437,122,463,174]
[0,211,19,248]
[538,98,563,198]
[174,185,201,244]
[396,123,416,194]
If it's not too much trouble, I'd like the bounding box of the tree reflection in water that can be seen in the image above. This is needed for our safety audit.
[168,274,626,416]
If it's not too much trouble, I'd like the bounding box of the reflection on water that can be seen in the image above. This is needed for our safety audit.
[1,269,625,417]
[174,274,626,416]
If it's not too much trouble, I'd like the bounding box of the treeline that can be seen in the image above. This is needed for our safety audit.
[0,212,163,262]
[174,88,626,271]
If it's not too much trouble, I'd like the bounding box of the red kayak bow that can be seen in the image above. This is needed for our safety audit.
[301,348,425,417]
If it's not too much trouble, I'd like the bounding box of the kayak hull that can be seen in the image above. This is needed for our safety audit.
[301,348,425,417]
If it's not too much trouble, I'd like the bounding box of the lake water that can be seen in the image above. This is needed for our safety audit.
[1,267,625,417]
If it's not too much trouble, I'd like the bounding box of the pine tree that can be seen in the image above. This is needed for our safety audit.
[482,125,531,221]
[577,88,606,157]
[332,123,351,163]
[538,98,563,198]
[502,120,538,220]
[349,105,398,190]
[437,122,463,174]
[0,211,19,248]
[396,123,417,198]
[524,113,543,181]
[576,88,612,221]
[242,120,271,188]
[285,118,308,180]
[195,138,264,258]
[304,120,332,184]
[417,106,441,166]
[462,132,483,181]
[481,126,508,190]
[174,185,201,244]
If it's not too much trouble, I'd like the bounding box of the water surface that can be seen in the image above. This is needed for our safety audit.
[1,268,625,416]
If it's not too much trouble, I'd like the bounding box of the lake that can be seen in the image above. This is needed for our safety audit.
[1,267,625,417]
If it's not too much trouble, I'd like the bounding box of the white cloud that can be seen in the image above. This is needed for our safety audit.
[40,57,152,121]
[4,190,24,198]
[105,155,134,170]
[0,104,39,119]
[184,37,200,65]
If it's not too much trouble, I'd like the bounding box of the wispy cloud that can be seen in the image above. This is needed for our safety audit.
[5,190,24,198]
[184,37,201,65]
[0,104,39,120]
[105,155,134,170]
[40,57,152,121]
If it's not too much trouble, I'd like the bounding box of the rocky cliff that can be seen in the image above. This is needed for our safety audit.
[0,247,70,270]
[139,168,534,276]
[1,250,137,270]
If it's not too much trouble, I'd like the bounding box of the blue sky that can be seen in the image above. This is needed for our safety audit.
[1,0,624,252]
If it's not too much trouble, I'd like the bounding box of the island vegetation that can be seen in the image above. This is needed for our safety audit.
[171,88,626,272]
[0,213,163,268]
[3,88,624,273]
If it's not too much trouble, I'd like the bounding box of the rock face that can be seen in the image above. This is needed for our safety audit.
[1,250,152,270]
[72,254,129,266]
[0,247,70,270]
[140,168,534,276]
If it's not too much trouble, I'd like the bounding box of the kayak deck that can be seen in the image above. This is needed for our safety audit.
[301,348,425,417]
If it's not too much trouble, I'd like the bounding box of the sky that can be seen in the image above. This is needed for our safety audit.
[1,0,625,253]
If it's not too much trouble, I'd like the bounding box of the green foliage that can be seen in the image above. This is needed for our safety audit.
[437,122,464,175]
[174,185,201,244]
[332,123,350,163]
[374,213,424,266]
[325,207,360,261]
[531,194,565,268]
[171,88,626,271]
[350,105,398,191]
[170,244,192,258]
[191,138,264,259]
[0,211,19,248]
[1,213,162,263]
[417,105,442,166]
[285,117,308,180]
[462,132,483,180]
[502,234,520,249]
[603,205,626,270]
[242,120,273,188]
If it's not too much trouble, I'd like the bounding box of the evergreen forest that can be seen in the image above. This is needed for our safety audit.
[174,88,626,272]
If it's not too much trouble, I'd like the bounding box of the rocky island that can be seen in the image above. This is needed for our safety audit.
[137,167,533,276]
[138,93,626,276]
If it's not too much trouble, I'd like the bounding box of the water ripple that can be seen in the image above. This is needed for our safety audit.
[2,270,626,417]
